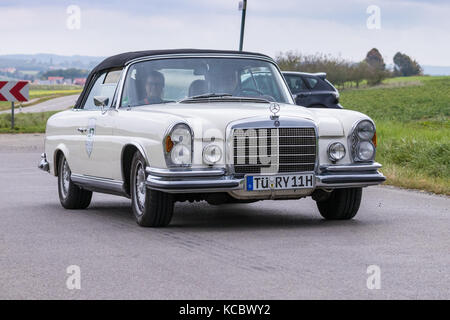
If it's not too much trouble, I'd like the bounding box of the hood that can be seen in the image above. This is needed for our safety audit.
[135,102,315,132]
[132,102,354,138]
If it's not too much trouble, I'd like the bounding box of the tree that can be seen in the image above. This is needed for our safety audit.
[350,62,371,88]
[364,48,389,85]
[365,48,385,71]
[393,52,423,76]
[276,50,390,88]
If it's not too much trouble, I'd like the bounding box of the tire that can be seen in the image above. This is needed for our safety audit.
[58,155,92,209]
[130,151,174,227]
[316,188,362,220]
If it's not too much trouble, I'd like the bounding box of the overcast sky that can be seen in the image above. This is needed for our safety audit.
[0,0,449,65]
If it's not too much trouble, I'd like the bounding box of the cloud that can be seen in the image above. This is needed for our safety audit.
[0,0,448,65]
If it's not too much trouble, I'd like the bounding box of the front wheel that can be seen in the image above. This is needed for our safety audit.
[58,155,92,209]
[130,152,174,227]
[316,188,362,220]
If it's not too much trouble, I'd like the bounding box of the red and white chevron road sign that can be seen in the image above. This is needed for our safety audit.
[0,81,29,102]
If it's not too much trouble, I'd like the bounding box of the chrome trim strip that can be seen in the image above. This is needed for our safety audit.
[146,167,225,177]
[71,174,128,197]
[126,53,276,66]
[146,176,241,193]
[320,162,382,172]
[114,65,129,110]
[316,172,386,188]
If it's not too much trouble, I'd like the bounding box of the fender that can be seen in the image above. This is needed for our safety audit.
[52,143,70,176]
[121,142,149,165]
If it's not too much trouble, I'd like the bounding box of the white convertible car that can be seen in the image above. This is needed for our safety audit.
[39,49,385,227]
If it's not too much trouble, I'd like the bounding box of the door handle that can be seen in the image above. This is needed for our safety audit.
[77,127,87,133]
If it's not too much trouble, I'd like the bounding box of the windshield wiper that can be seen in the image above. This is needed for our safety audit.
[177,93,232,103]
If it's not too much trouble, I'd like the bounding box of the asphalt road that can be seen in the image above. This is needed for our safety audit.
[0,134,449,300]
[0,94,79,114]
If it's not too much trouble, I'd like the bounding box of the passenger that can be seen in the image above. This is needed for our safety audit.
[142,71,165,104]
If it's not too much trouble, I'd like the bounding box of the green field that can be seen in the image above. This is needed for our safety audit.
[0,84,81,111]
[0,111,59,133]
[340,76,450,195]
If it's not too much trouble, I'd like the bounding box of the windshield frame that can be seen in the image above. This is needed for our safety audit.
[114,53,294,109]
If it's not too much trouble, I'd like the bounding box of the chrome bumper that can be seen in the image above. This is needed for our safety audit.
[316,162,386,188]
[145,163,386,193]
[38,153,50,172]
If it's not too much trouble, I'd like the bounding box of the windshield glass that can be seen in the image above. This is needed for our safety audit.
[120,57,293,107]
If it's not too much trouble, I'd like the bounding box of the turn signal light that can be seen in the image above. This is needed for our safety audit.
[372,131,377,148]
[165,135,174,152]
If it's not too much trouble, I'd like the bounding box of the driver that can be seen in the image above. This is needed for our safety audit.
[215,70,239,95]
[142,70,165,104]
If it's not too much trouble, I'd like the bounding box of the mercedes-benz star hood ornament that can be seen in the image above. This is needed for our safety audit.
[270,102,280,126]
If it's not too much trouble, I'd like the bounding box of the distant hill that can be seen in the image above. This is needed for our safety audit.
[0,53,105,71]
[422,65,450,76]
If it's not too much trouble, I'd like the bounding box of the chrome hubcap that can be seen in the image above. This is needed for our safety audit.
[61,159,70,198]
[135,162,146,213]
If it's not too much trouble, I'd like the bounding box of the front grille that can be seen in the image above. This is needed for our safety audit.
[233,127,316,174]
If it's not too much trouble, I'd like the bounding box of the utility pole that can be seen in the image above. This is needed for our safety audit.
[239,0,247,51]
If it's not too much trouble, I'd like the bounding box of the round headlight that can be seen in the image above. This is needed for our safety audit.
[357,141,375,161]
[328,142,346,161]
[170,126,191,143]
[356,120,375,140]
[170,144,191,165]
[203,144,222,164]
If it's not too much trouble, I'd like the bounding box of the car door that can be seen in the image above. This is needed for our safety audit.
[284,74,311,106]
[304,76,337,107]
[76,69,122,179]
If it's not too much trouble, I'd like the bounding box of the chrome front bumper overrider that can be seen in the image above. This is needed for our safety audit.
[145,162,386,193]
[316,162,386,188]
[38,153,50,172]
[146,167,242,193]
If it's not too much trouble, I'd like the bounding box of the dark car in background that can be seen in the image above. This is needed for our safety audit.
[282,71,342,109]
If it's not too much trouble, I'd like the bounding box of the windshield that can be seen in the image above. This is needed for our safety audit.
[120,57,293,107]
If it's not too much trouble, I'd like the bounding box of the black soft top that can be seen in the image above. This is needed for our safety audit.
[75,49,272,108]
[93,49,271,73]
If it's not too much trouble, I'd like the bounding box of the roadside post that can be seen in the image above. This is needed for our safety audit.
[0,81,29,129]
[11,102,14,129]
[238,0,247,51]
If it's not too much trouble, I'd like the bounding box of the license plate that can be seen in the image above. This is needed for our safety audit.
[245,173,315,191]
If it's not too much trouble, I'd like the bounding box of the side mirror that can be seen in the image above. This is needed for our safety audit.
[93,96,109,111]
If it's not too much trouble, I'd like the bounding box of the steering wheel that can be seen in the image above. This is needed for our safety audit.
[239,88,275,102]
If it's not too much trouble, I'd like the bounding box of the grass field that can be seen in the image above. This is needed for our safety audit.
[0,111,59,133]
[340,76,450,195]
[0,84,81,111]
